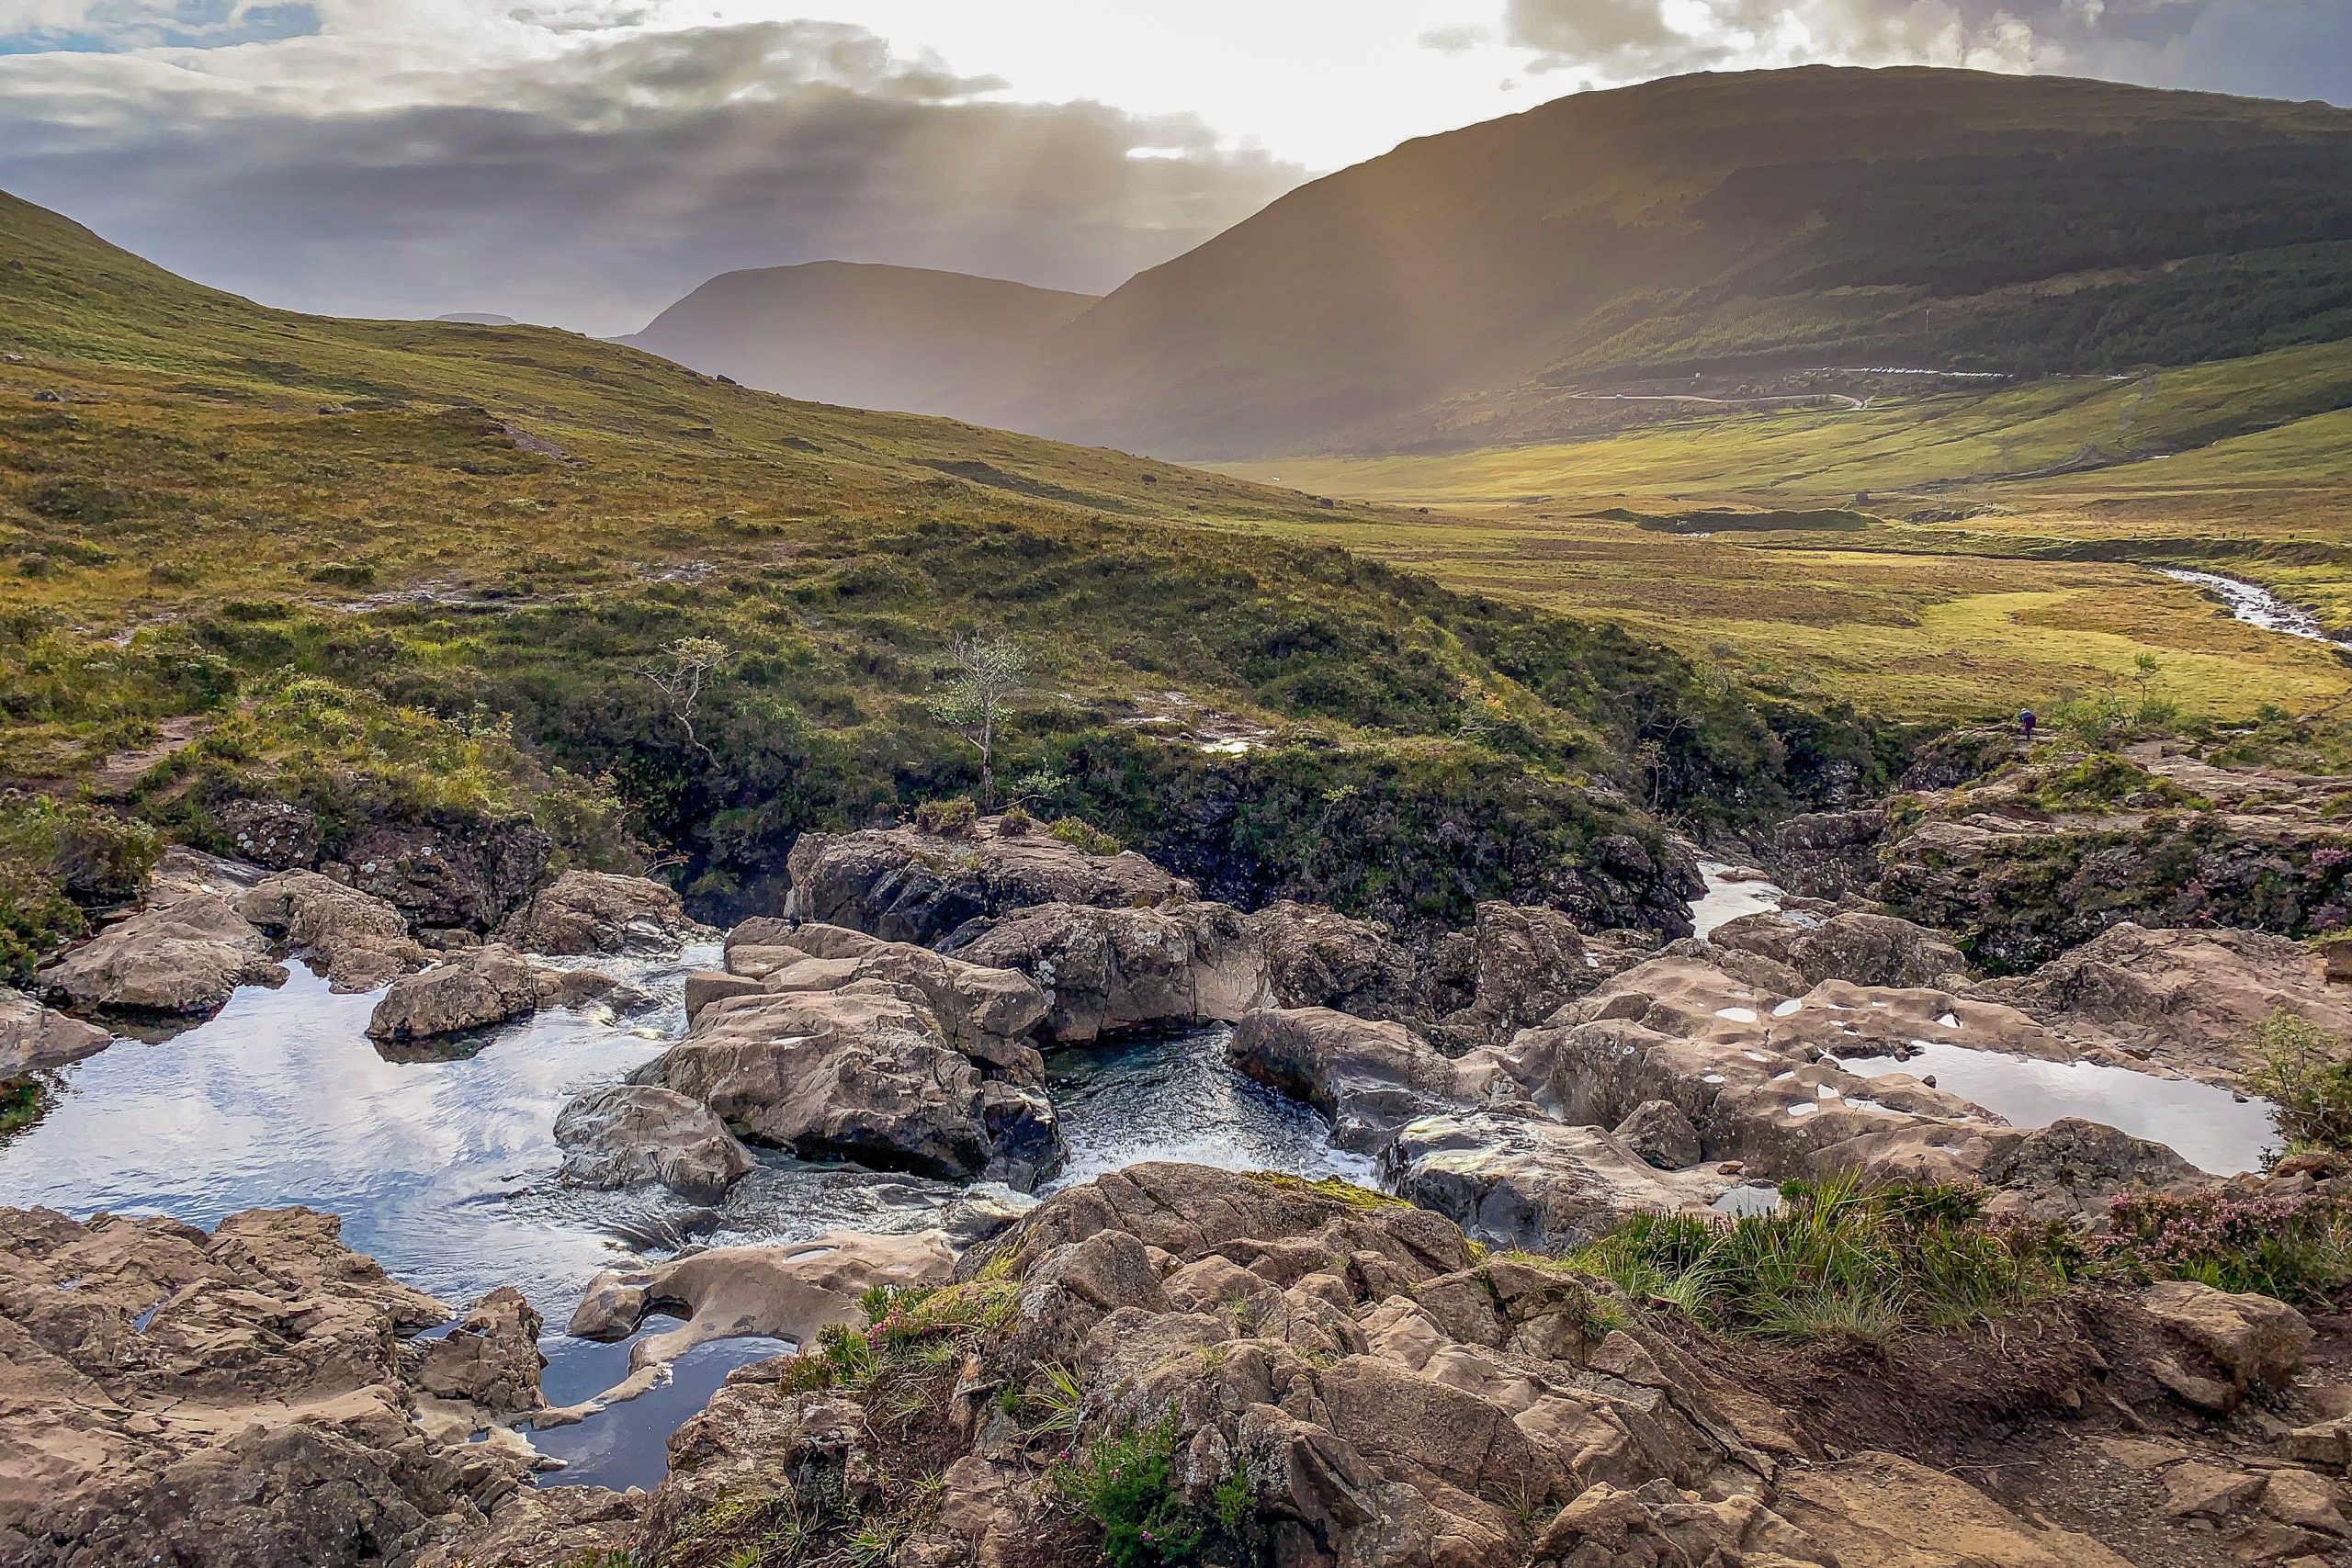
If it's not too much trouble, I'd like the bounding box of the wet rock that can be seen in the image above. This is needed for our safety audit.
[324,814,551,932]
[413,1287,545,1415]
[366,944,541,1043]
[1381,1109,1725,1250]
[214,798,322,872]
[554,1084,757,1202]
[956,900,1271,1043]
[496,871,703,956]
[1613,1098,1704,1168]
[642,981,1041,1181]
[236,870,428,991]
[1250,899,1425,1021]
[1774,1450,2136,1566]
[0,1205,523,1568]
[785,818,1192,946]
[36,895,286,1017]
[1971,923,2352,1083]
[0,984,110,1077]
[2138,1279,2312,1395]
[1226,1006,1472,1153]
[1713,908,1972,991]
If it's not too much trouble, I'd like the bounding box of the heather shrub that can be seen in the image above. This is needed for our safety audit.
[2104,1190,2352,1305]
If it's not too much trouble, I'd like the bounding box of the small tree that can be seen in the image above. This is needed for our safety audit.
[643,636,728,770]
[929,633,1028,811]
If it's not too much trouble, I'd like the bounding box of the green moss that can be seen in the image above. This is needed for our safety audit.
[1243,1170,1414,1211]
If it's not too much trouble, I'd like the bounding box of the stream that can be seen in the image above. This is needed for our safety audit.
[2159,568,2348,648]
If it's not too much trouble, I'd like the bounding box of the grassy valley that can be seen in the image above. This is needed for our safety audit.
[0,188,1887,965]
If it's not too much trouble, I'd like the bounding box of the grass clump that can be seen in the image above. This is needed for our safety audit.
[0,792,158,985]
[1568,1176,2078,1343]
[912,796,978,838]
[1050,1415,1207,1568]
[2246,1009,2352,1156]
[0,1078,44,1137]
[1047,816,1125,856]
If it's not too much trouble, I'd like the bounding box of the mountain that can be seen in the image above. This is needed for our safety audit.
[0,186,1851,944]
[967,66,2352,459]
[622,262,1097,415]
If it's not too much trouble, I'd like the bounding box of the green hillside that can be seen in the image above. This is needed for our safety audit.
[0,188,1886,967]
[974,66,2352,459]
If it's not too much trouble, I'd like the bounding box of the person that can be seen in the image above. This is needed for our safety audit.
[2019,708,2037,744]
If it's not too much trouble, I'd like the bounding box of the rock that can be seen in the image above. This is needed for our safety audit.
[683,969,764,1025]
[2284,1416,2352,1470]
[366,945,541,1042]
[784,819,1192,946]
[323,814,551,932]
[1381,1109,1725,1251]
[956,900,1272,1043]
[236,870,428,991]
[731,922,1048,1069]
[1768,807,1887,900]
[1435,900,1600,1046]
[1713,908,1973,991]
[0,1205,524,1568]
[566,1231,956,1395]
[36,895,285,1017]
[554,1085,756,1202]
[1614,1099,1704,1168]
[1774,1450,2136,1566]
[0,985,110,1077]
[145,846,267,905]
[214,798,322,871]
[1226,1007,1472,1153]
[413,1287,545,1414]
[2258,1468,2345,1534]
[2162,1461,2267,1518]
[1249,899,1425,1021]
[642,981,1046,1182]
[1971,924,2352,1083]
[2138,1280,2312,1394]
[496,871,703,955]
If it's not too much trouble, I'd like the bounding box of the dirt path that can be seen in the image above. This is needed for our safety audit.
[87,716,205,799]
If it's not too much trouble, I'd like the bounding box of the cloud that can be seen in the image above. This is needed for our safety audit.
[0,17,1305,331]
[1418,23,1492,53]
[0,0,321,54]
[1502,0,2352,101]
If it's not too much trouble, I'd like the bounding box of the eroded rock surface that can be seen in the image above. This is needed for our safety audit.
[1713,906,1972,992]
[324,814,552,932]
[1250,899,1426,1021]
[785,818,1192,946]
[0,1205,526,1568]
[956,899,1272,1043]
[0,984,110,1077]
[729,921,1048,1070]
[1382,1109,1727,1250]
[366,943,544,1042]
[1227,1006,1474,1153]
[237,869,428,991]
[497,870,704,955]
[37,895,286,1017]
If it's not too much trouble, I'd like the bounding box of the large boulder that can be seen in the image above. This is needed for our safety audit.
[553,1085,756,1203]
[1767,807,1887,900]
[0,986,110,1077]
[640,981,1057,1185]
[36,896,286,1017]
[410,1287,545,1415]
[2136,1279,2312,1396]
[236,870,427,991]
[1713,908,1972,992]
[727,922,1048,1071]
[366,945,544,1043]
[1226,1006,1472,1153]
[1249,900,1426,1021]
[0,1205,526,1568]
[322,815,552,932]
[955,900,1272,1043]
[1433,900,1601,1046]
[496,871,703,956]
[1971,922,2352,1082]
[1381,1109,1726,1251]
[784,819,1192,946]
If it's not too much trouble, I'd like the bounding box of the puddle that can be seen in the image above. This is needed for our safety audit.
[1689,862,1784,939]
[1839,1041,2278,1175]
[534,1333,797,1491]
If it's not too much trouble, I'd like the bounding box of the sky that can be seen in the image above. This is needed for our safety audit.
[2,0,2347,333]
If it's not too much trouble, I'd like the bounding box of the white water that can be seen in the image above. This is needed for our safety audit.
[1689,860,1786,938]
[2160,569,2347,647]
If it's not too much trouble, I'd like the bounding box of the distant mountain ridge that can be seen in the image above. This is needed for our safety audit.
[952,66,2352,459]
[621,262,1097,416]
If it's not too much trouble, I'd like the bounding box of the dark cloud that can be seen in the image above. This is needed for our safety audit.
[1503,0,2352,104]
[0,19,1305,331]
